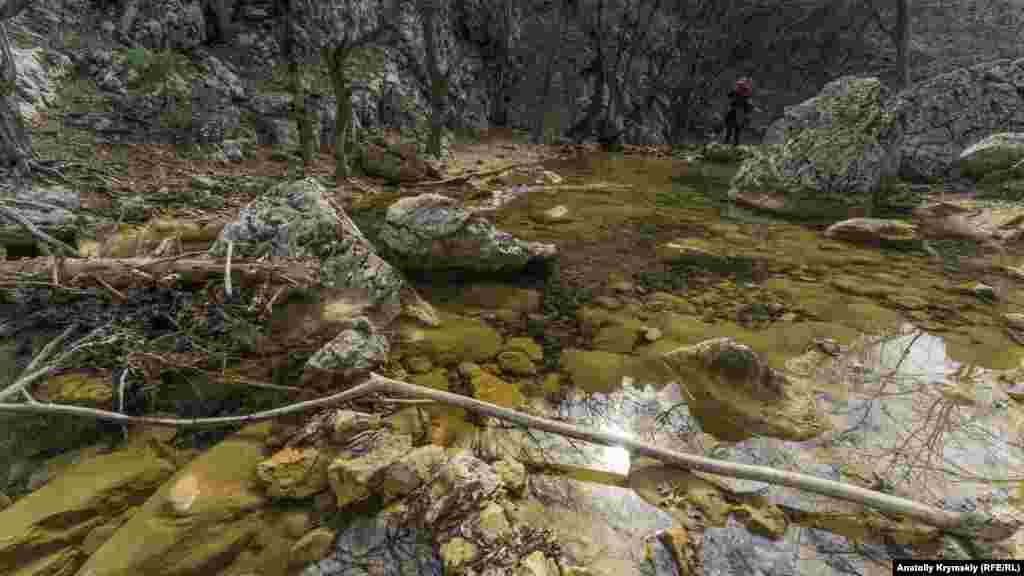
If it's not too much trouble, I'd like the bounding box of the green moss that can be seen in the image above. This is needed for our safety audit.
[541,262,592,320]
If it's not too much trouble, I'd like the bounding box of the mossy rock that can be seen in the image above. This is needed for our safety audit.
[459,362,525,409]
[410,368,449,392]
[396,312,502,366]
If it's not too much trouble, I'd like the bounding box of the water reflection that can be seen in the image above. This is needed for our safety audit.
[816,323,1023,512]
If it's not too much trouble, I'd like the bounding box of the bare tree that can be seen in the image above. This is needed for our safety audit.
[896,0,912,88]
[273,0,316,169]
[293,0,404,177]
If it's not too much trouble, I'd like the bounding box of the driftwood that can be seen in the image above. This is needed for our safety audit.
[0,371,1017,542]
[0,256,320,289]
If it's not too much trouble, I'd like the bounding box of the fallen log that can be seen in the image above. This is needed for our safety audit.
[0,371,1018,543]
[0,256,320,290]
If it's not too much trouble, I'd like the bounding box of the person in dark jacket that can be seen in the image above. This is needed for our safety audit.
[723,78,753,146]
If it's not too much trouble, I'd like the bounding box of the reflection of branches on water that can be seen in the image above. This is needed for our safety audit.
[327,522,441,576]
[791,526,895,576]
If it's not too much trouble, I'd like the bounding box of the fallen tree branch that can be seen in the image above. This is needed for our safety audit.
[0,372,1015,541]
[0,202,78,256]
[0,256,320,289]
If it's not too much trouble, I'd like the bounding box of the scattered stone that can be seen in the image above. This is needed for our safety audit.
[492,459,527,496]
[460,362,526,408]
[1005,313,1024,331]
[611,281,636,294]
[824,218,919,247]
[642,326,663,342]
[594,295,623,310]
[440,537,479,571]
[534,204,573,223]
[503,337,544,362]
[475,501,512,541]
[516,550,561,576]
[497,349,538,376]
[375,445,446,502]
[331,410,383,444]
[289,527,337,566]
[327,432,413,508]
[256,446,332,499]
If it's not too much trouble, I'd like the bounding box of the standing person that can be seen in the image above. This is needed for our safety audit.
[723,77,754,146]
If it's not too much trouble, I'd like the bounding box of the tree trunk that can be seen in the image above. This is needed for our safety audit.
[326,46,354,179]
[0,22,33,176]
[532,0,567,144]
[896,0,912,89]
[278,0,313,169]
[204,0,236,43]
[420,0,445,158]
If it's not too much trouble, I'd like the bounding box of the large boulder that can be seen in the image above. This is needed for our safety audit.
[378,193,557,273]
[211,178,438,327]
[886,58,1024,182]
[733,76,900,219]
[958,132,1024,181]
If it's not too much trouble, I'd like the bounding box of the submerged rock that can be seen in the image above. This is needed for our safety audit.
[661,338,828,442]
[70,423,272,576]
[0,441,175,574]
[378,193,558,273]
